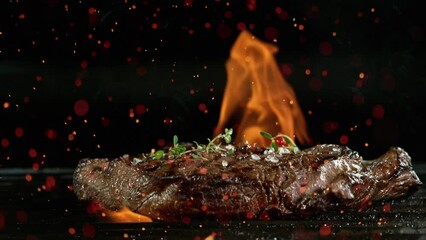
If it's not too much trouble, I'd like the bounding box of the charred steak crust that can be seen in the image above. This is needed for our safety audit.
[73,144,422,221]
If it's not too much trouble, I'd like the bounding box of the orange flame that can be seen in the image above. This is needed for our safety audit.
[104,207,153,223]
[99,30,310,224]
[214,30,311,146]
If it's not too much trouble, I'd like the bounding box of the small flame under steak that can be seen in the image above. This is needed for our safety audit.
[73,143,422,222]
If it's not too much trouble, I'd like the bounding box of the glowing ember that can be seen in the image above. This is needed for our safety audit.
[104,207,152,223]
[214,30,311,147]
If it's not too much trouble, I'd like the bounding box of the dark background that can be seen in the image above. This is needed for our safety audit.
[1,0,425,169]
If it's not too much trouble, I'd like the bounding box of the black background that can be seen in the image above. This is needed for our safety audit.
[1,0,425,169]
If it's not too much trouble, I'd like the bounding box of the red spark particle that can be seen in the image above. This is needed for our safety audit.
[319,41,333,56]
[80,60,88,69]
[322,121,339,134]
[163,118,173,124]
[201,205,208,212]
[198,103,207,112]
[281,64,293,76]
[100,117,110,127]
[18,14,26,19]
[264,26,278,41]
[205,22,211,29]
[365,118,373,127]
[35,75,43,82]
[319,224,332,237]
[246,0,256,11]
[82,223,96,238]
[1,138,9,148]
[216,24,232,39]
[68,227,76,235]
[321,70,328,77]
[184,0,193,7]
[103,40,111,49]
[45,129,58,140]
[15,127,24,138]
[25,174,32,182]
[75,78,82,87]
[277,10,289,21]
[246,212,255,219]
[16,210,28,223]
[88,7,96,15]
[383,203,391,213]
[28,148,37,158]
[372,104,385,119]
[135,104,146,115]
[32,162,39,171]
[339,134,349,145]
[137,66,147,76]
[74,99,90,117]
[157,138,165,147]
[87,201,102,215]
[237,22,246,31]
[151,23,158,29]
[45,176,56,191]
[224,10,232,19]
[182,216,191,224]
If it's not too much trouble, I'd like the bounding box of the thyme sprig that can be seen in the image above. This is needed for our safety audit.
[144,128,234,161]
[260,131,299,153]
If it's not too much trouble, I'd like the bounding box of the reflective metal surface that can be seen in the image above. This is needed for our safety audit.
[1,165,425,239]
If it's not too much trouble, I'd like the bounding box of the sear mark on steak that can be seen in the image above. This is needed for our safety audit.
[73,144,422,222]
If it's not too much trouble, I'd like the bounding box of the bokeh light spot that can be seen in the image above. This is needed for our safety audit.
[74,99,90,117]
[372,104,385,119]
[319,41,333,56]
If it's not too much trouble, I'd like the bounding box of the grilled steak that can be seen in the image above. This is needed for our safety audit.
[73,143,422,222]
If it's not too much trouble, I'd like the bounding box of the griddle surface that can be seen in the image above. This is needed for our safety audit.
[1,165,426,239]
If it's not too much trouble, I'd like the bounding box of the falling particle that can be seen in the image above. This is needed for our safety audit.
[75,79,82,87]
[319,224,332,237]
[246,212,255,219]
[82,223,96,238]
[15,127,24,138]
[264,27,278,41]
[68,227,76,235]
[45,176,56,191]
[372,104,384,119]
[281,64,293,76]
[18,13,26,19]
[339,134,349,145]
[28,148,37,158]
[103,40,111,49]
[88,7,96,15]
[246,0,256,11]
[3,102,9,109]
[74,99,90,117]
[319,41,333,56]
[35,75,43,82]
[16,211,28,223]
[157,139,165,147]
[25,174,32,182]
[135,104,146,115]
[80,60,88,69]
[182,216,191,224]
[383,203,391,213]
[163,118,173,124]
[1,138,9,148]
[45,129,58,140]
[198,103,207,112]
